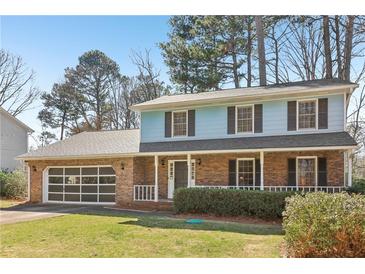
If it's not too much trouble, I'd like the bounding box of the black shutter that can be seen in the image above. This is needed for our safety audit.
[287,101,297,131]
[318,98,328,129]
[255,159,261,186]
[188,110,195,136]
[288,158,296,186]
[254,104,263,133]
[227,106,236,134]
[165,112,172,138]
[318,158,327,186]
[228,160,236,186]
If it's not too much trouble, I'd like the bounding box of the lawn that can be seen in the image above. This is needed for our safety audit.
[0,199,24,208]
[0,212,284,258]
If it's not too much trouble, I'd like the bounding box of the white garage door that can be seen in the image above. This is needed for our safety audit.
[45,166,116,204]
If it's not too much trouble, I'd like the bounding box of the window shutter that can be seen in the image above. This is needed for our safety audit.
[288,158,296,186]
[254,104,263,133]
[318,157,327,186]
[318,98,328,129]
[227,106,236,134]
[255,159,261,186]
[188,110,195,136]
[287,101,297,131]
[165,112,172,138]
[228,160,236,186]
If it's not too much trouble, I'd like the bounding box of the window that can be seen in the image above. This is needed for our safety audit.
[172,111,187,137]
[297,157,316,186]
[236,106,253,133]
[237,159,255,186]
[298,100,317,129]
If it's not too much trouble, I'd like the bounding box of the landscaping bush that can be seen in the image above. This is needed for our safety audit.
[0,170,27,199]
[346,178,365,194]
[173,188,294,219]
[283,192,365,257]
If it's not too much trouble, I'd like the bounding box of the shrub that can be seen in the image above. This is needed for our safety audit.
[283,192,365,257]
[0,170,27,199]
[173,188,294,219]
[346,178,365,194]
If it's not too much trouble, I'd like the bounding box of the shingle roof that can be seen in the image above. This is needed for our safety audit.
[17,129,140,159]
[139,132,357,153]
[0,107,34,132]
[17,130,356,160]
[131,79,357,111]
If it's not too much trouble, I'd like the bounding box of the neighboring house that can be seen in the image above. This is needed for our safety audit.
[17,79,358,208]
[0,107,33,171]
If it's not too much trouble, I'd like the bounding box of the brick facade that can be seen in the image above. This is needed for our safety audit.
[26,149,345,206]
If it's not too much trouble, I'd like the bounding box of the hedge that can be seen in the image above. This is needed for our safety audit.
[0,170,27,199]
[283,192,365,257]
[346,178,365,194]
[173,188,295,219]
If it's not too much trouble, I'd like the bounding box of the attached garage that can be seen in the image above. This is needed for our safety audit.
[44,166,116,204]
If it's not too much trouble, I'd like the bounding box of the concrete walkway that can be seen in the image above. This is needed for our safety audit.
[0,204,89,225]
[0,204,173,225]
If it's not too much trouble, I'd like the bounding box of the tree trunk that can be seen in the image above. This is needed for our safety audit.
[323,16,333,79]
[255,16,267,86]
[342,15,355,81]
[334,16,342,78]
[232,51,240,88]
[60,112,66,140]
[246,17,252,87]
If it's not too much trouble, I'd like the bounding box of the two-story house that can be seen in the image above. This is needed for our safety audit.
[17,79,358,208]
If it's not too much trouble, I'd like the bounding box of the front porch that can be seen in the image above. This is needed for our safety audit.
[132,149,353,202]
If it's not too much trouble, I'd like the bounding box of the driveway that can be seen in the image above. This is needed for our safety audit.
[0,204,172,225]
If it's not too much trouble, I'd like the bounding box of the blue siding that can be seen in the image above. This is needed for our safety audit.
[140,94,344,143]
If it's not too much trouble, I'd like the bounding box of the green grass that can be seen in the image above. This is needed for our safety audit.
[0,199,24,208]
[0,213,283,258]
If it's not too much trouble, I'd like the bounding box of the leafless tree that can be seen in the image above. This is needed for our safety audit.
[323,16,333,79]
[0,50,40,116]
[255,16,267,86]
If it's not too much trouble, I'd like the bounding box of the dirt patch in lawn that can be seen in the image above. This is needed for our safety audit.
[174,213,282,226]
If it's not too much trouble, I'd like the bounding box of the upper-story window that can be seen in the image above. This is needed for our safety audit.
[172,111,187,137]
[297,100,317,130]
[236,105,253,133]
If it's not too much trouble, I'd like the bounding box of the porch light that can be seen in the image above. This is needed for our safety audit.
[121,162,125,170]
[160,159,165,166]
[197,159,201,165]
[32,166,37,172]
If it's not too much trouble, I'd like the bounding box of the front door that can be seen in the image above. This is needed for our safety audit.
[174,161,188,190]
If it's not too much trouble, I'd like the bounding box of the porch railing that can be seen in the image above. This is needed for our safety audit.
[193,185,345,193]
[134,185,155,201]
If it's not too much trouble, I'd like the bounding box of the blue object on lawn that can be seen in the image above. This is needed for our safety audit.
[186,219,204,224]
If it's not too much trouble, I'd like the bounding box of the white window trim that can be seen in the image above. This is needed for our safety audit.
[236,158,256,186]
[171,110,188,138]
[296,156,318,188]
[235,104,255,134]
[296,98,318,131]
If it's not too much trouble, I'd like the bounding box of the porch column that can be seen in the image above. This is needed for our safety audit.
[187,154,191,187]
[154,155,158,202]
[348,150,353,187]
[260,151,264,190]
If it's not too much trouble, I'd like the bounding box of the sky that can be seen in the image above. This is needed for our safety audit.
[0,16,171,146]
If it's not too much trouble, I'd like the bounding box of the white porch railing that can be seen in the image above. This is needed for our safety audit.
[134,185,155,201]
[194,185,345,193]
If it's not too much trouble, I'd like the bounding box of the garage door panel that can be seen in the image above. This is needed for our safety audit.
[81,194,98,202]
[47,166,115,204]
[99,194,115,202]
[48,193,63,201]
[65,185,80,193]
[99,185,115,193]
[65,194,80,202]
[81,185,97,193]
[49,185,63,193]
